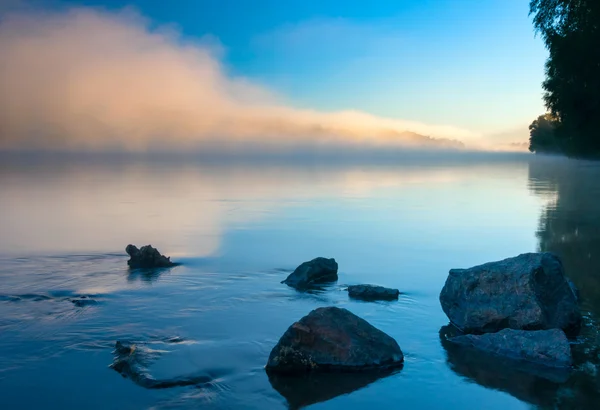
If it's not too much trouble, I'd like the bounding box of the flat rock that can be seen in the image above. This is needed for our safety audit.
[439,252,581,336]
[440,326,565,407]
[348,285,400,301]
[266,306,403,373]
[448,328,572,368]
[126,244,176,269]
[282,257,338,289]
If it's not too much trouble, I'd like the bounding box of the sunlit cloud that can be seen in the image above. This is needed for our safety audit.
[0,7,491,153]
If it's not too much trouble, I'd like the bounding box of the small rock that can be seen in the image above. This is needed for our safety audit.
[71,298,98,307]
[439,252,581,336]
[126,244,176,269]
[282,258,338,289]
[348,285,400,301]
[266,306,403,373]
[447,328,572,368]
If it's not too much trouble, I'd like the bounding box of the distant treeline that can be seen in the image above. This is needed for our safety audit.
[528,0,600,157]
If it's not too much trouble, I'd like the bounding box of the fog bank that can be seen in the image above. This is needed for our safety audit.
[0,8,496,153]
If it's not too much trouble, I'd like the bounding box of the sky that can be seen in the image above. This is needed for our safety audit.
[0,0,548,152]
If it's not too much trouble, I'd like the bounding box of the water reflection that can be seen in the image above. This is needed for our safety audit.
[431,156,600,409]
[267,368,401,409]
[0,154,529,259]
[529,157,600,317]
[439,325,565,408]
[1,154,590,410]
[438,156,600,409]
[529,157,600,384]
[126,267,177,284]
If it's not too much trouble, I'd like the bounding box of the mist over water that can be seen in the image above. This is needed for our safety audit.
[1,4,596,410]
[2,154,600,409]
[0,151,531,257]
[0,7,499,153]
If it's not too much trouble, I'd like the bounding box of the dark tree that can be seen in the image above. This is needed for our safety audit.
[529,113,560,153]
[529,0,600,157]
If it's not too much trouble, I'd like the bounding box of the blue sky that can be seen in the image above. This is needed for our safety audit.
[2,0,548,142]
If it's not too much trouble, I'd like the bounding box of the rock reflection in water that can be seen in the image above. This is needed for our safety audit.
[267,367,401,409]
[126,266,175,283]
[439,325,566,408]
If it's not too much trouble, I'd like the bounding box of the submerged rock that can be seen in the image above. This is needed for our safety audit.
[110,340,213,389]
[70,296,98,307]
[447,328,572,368]
[282,258,338,289]
[126,244,176,269]
[348,285,400,301]
[266,306,403,373]
[439,252,581,336]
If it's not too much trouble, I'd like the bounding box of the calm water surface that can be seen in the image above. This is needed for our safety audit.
[1,154,600,409]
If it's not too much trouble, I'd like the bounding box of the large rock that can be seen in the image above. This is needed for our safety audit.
[126,244,176,269]
[448,328,572,368]
[439,252,581,336]
[348,284,400,301]
[282,257,338,289]
[266,307,403,373]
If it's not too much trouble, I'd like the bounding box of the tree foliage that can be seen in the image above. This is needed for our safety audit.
[529,113,560,153]
[529,0,600,156]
